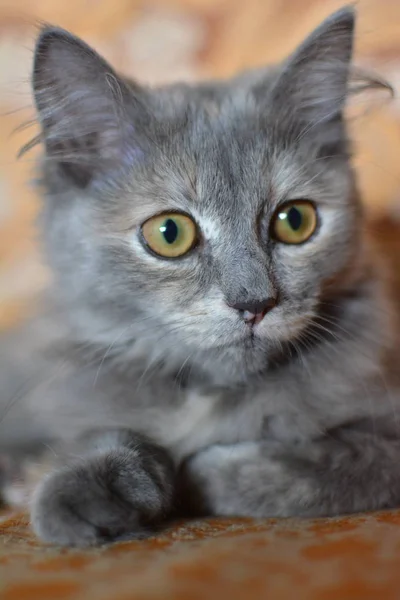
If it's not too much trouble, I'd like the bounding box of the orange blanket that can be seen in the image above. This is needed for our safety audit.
[2,510,400,599]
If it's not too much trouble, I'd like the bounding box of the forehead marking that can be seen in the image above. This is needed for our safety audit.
[190,210,221,242]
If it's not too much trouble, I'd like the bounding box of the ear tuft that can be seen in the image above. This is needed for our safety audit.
[32,26,135,187]
[269,7,356,129]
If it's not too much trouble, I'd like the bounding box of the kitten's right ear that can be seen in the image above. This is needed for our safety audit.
[33,27,146,187]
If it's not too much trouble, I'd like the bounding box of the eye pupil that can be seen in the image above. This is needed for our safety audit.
[141,212,197,258]
[287,207,302,231]
[161,219,178,244]
[272,201,317,245]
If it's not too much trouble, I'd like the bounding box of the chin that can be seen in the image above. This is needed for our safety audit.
[185,316,310,385]
[194,338,271,385]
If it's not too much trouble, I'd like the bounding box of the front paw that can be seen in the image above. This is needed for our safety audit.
[180,443,315,518]
[31,449,174,546]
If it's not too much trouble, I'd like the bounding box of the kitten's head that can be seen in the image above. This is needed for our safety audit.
[29,8,387,384]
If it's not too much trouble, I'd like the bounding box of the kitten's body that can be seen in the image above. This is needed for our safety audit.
[2,8,400,545]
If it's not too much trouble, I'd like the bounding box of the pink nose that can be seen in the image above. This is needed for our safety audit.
[230,298,276,327]
[242,310,267,326]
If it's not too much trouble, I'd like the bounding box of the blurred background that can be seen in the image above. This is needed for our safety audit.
[1,0,400,330]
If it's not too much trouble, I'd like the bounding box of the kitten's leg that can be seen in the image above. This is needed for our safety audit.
[31,429,175,546]
[180,427,400,517]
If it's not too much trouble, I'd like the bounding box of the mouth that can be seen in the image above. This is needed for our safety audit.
[227,328,264,351]
[245,327,258,345]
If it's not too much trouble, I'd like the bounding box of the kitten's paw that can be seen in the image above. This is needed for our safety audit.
[31,449,174,546]
[180,442,315,518]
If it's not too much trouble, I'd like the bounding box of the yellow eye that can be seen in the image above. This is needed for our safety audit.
[272,201,317,244]
[141,213,198,258]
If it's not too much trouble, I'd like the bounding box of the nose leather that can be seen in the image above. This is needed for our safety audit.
[231,297,276,326]
[231,298,276,314]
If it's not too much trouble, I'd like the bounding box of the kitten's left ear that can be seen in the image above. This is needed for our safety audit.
[267,7,355,128]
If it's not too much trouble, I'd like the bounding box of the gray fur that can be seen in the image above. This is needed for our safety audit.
[31,430,174,545]
[1,7,400,546]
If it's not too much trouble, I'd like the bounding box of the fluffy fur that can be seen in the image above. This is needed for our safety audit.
[1,7,400,546]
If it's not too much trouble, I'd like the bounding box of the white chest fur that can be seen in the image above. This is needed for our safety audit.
[154,388,266,462]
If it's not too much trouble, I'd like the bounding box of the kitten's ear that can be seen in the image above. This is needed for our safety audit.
[268,7,355,129]
[33,27,144,187]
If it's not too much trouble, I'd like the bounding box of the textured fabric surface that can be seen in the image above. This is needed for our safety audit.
[2,510,400,600]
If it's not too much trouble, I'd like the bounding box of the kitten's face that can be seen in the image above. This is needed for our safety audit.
[33,9,363,383]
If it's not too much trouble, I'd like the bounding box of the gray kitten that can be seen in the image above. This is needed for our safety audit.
[1,7,399,546]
